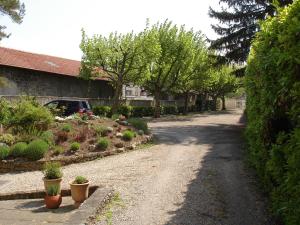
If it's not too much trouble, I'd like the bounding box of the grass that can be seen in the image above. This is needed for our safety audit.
[96,192,125,225]
[136,139,157,150]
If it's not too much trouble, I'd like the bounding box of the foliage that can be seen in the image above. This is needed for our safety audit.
[209,0,293,62]
[0,99,12,126]
[24,139,49,161]
[245,1,300,224]
[9,98,53,134]
[74,176,88,184]
[111,114,120,121]
[0,133,15,145]
[10,142,27,157]
[163,106,178,115]
[46,184,60,196]
[131,106,154,117]
[94,125,111,137]
[97,137,109,150]
[117,105,132,118]
[93,106,112,117]
[61,123,72,132]
[0,0,25,41]
[0,145,10,159]
[41,131,54,146]
[127,118,149,133]
[122,130,135,141]
[43,162,63,179]
[53,146,64,155]
[70,142,80,151]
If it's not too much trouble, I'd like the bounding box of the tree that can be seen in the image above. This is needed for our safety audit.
[80,29,154,114]
[174,33,210,114]
[209,0,293,63]
[205,66,239,110]
[142,21,197,118]
[0,0,25,41]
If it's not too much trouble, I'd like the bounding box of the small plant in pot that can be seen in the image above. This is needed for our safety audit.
[45,184,62,209]
[70,176,89,204]
[43,162,63,194]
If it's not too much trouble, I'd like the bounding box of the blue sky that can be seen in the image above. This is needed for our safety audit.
[0,0,220,60]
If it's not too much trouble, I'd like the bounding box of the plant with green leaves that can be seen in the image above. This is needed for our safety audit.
[127,118,149,134]
[10,142,27,157]
[96,137,109,150]
[46,184,60,196]
[80,29,153,114]
[70,142,80,151]
[24,139,49,161]
[74,176,88,184]
[122,130,135,141]
[0,145,10,159]
[43,162,63,179]
[61,123,72,133]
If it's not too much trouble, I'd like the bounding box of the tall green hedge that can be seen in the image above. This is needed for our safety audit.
[245,1,300,224]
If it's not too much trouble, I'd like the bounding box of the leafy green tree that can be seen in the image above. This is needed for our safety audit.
[209,0,293,63]
[0,0,25,41]
[142,21,198,117]
[80,29,154,113]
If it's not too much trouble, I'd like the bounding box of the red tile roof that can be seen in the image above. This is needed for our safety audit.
[0,47,107,81]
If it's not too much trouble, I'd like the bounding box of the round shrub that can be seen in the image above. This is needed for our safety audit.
[0,145,10,160]
[74,176,88,184]
[53,146,64,155]
[96,138,109,150]
[10,142,27,157]
[25,139,49,161]
[128,118,149,134]
[0,133,15,146]
[93,106,111,117]
[43,162,63,179]
[70,142,80,151]
[61,124,72,132]
[122,130,135,141]
[41,131,54,146]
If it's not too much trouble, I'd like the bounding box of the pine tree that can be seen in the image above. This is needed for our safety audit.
[0,0,25,41]
[209,0,293,63]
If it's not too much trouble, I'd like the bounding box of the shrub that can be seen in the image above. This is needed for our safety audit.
[96,137,109,150]
[61,123,72,132]
[46,184,60,196]
[122,130,135,141]
[56,131,68,143]
[0,145,10,160]
[117,105,132,118]
[93,106,111,117]
[74,176,88,184]
[70,142,80,151]
[24,139,49,161]
[41,131,54,146]
[164,106,178,115]
[245,2,300,224]
[0,133,15,146]
[10,97,53,134]
[94,125,111,137]
[127,118,149,134]
[53,146,64,155]
[43,162,63,179]
[111,114,120,121]
[10,142,27,157]
[0,99,12,126]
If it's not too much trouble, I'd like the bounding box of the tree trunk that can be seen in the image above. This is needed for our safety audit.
[183,92,189,115]
[111,84,122,115]
[200,93,207,111]
[212,96,218,111]
[154,91,161,118]
[221,95,226,110]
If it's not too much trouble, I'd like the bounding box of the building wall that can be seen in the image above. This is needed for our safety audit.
[0,65,114,99]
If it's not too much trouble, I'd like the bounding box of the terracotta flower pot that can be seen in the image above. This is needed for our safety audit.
[44,195,62,209]
[43,178,62,194]
[69,181,90,203]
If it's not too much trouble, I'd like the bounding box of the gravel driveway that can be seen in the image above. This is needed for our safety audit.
[0,110,274,225]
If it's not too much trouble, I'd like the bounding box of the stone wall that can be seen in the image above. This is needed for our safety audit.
[0,65,114,99]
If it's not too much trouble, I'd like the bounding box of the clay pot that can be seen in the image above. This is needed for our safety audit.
[69,181,90,203]
[43,178,62,194]
[44,195,62,209]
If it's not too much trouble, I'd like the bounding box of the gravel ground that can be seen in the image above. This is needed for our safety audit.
[0,110,274,225]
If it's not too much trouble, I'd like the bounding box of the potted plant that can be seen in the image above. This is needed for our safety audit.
[43,162,63,194]
[69,176,90,203]
[44,184,62,209]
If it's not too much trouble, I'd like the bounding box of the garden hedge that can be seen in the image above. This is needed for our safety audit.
[245,1,300,224]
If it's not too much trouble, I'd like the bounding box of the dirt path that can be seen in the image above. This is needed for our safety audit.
[0,110,273,225]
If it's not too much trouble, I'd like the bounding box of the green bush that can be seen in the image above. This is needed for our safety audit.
[53,146,64,155]
[117,105,132,118]
[24,139,49,161]
[74,176,88,184]
[10,98,53,134]
[0,133,15,146]
[245,1,300,224]
[122,130,135,141]
[131,106,154,117]
[43,162,63,179]
[61,123,72,132]
[70,142,80,151]
[10,142,27,157]
[164,106,178,115]
[96,137,109,150]
[46,184,60,196]
[0,145,10,160]
[93,106,111,117]
[0,99,12,126]
[111,113,120,121]
[41,131,54,146]
[128,118,149,134]
[94,125,111,137]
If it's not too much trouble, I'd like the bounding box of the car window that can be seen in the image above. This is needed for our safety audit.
[46,101,58,109]
[68,101,80,110]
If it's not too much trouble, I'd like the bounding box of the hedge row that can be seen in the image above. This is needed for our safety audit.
[245,1,300,224]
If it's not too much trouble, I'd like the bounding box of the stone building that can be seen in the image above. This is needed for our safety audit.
[0,47,114,103]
